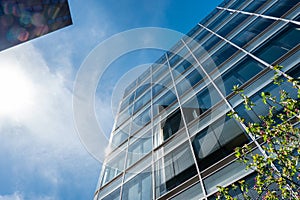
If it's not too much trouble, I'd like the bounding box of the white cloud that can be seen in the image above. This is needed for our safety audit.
[0,42,99,199]
[0,192,23,200]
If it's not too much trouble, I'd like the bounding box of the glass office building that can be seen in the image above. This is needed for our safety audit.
[0,0,72,52]
[95,0,300,199]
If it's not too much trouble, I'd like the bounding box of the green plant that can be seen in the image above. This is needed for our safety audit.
[217,66,300,200]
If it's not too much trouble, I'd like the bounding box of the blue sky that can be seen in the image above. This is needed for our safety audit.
[0,1,222,199]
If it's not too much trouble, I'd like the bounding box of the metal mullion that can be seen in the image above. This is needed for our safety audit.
[181,37,270,190]
[165,51,208,199]
[196,23,298,198]
[187,23,261,150]
[119,94,135,200]
[149,60,156,200]
[197,22,298,91]
[217,5,300,26]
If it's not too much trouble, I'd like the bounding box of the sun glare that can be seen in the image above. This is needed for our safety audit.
[0,66,35,118]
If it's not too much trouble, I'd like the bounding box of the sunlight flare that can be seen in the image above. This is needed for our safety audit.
[0,66,35,118]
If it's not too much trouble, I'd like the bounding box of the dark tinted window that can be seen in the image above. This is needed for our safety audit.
[231,18,273,47]
[202,35,222,51]
[217,14,249,37]
[202,43,238,73]
[207,11,231,30]
[155,142,197,197]
[228,0,246,9]
[243,0,267,12]
[264,0,298,18]
[192,117,249,171]
[122,172,152,200]
[215,56,265,96]
[254,24,300,64]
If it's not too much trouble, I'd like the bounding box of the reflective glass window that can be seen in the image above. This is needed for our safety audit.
[172,57,194,79]
[102,187,121,200]
[207,11,231,31]
[122,171,152,200]
[254,24,300,64]
[215,56,265,96]
[202,43,238,74]
[111,124,130,148]
[160,108,184,141]
[234,77,298,124]
[243,0,267,12]
[124,80,136,98]
[194,29,209,43]
[182,84,221,125]
[134,82,150,100]
[286,63,300,79]
[202,35,222,51]
[217,14,249,38]
[170,182,204,200]
[263,0,298,18]
[101,151,126,186]
[153,89,177,117]
[152,84,165,98]
[132,107,151,134]
[126,130,152,167]
[192,116,249,171]
[204,160,248,194]
[228,0,246,9]
[152,73,173,98]
[133,91,151,114]
[155,142,197,197]
[231,18,273,48]
[169,54,181,67]
[120,94,135,113]
[176,67,204,96]
[152,64,169,83]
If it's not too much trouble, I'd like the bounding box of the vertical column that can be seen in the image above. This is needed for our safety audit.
[165,50,208,199]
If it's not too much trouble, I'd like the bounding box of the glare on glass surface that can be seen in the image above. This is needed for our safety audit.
[0,66,35,117]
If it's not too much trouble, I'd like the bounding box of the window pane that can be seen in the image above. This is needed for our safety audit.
[194,29,209,43]
[202,43,238,73]
[254,24,300,64]
[231,18,273,48]
[263,0,298,18]
[228,0,246,9]
[182,84,221,125]
[102,187,121,200]
[176,67,204,96]
[207,11,231,31]
[133,91,151,114]
[215,56,265,96]
[192,116,249,171]
[155,142,197,197]
[161,108,184,141]
[202,35,222,51]
[243,0,267,12]
[101,151,126,186]
[111,124,130,148]
[170,182,204,200]
[132,107,151,134]
[204,160,248,194]
[172,56,194,80]
[153,89,177,117]
[122,171,152,200]
[217,13,249,38]
[127,130,152,167]
[134,82,151,100]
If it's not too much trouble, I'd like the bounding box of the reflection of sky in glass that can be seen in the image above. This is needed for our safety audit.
[0,1,72,51]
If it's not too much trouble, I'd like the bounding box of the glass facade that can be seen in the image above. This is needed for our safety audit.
[95,0,300,199]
